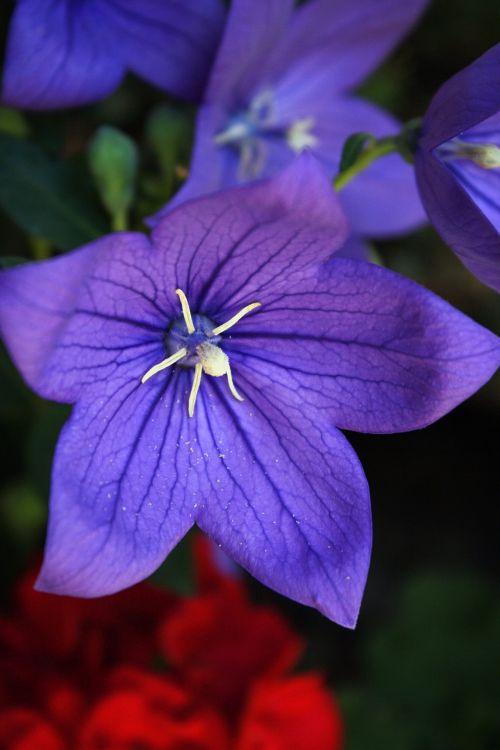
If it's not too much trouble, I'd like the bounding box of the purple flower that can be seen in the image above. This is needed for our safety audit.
[1,0,225,109]
[150,0,428,242]
[415,44,500,292]
[0,157,498,627]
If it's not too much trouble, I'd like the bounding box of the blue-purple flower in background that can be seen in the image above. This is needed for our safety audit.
[415,44,500,292]
[151,0,428,244]
[0,157,498,627]
[1,0,225,109]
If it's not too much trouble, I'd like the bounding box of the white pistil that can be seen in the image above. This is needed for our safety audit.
[286,117,318,154]
[140,289,259,417]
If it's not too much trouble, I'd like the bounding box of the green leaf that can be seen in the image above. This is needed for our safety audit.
[339,132,374,173]
[146,105,193,197]
[0,481,46,545]
[88,125,138,230]
[0,133,109,250]
[0,106,30,138]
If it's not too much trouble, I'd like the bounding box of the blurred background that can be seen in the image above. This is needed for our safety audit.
[0,1,499,748]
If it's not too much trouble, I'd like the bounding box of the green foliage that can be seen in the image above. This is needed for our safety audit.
[0,481,46,546]
[0,106,30,138]
[340,573,500,750]
[146,105,193,197]
[150,531,195,596]
[0,133,108,250]
[339,132,374,173]
[88,125,138,230]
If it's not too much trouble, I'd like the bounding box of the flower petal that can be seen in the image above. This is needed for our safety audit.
[36,368,195,597]
[151,155,348,314]
[420,44,500,150]
[97,0,226,102]
[415,154,500,292]
[204,0,295,107]
[223,258,500,433]
[263,0,429,93]
[196,378,371,628]
[2,0,123,109]
[0,233,173,402]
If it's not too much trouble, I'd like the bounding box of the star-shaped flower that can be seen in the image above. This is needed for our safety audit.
[415,44,500,291]
[151,0,428,242]
[1,0,225,109]
[0,157,498,627]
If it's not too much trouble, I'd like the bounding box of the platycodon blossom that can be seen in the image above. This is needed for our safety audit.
[0,157,498,627]
[151,0,428,242]
[415,43,500,291]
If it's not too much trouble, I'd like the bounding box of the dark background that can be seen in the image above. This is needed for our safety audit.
[0,2,499,748]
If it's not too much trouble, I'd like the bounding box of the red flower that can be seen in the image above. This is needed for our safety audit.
[158,539,303,715]
[0,709,65,750]
[0,537,344,749]
[236,676,344,750]
[76,667,229,750]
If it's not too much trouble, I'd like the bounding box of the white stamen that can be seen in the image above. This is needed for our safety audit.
[214,121,251,145]
[226,363,244,402]
[188,363,203,417]
[211,302,261,336]
[176,288,195,333]
[141,347,187,383]
[286,117,318,154]
[141,289,260,416]
[439,139,500,169]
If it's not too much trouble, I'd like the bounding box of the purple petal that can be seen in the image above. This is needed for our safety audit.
[222,258,500,433]
[263,0,429,93]
[2,0,225,109]
[37,364,371,625]
[204,0,295,107]
[335,234,371,261]
[36,368,195,596]
[415,154,500,292]
[196,378,371,627]
[2,0,123,109]
[0,233,173,402]
[421,44,500,151]
[97,0,226,102]
[437,111,500,234]
[151,154,348,312]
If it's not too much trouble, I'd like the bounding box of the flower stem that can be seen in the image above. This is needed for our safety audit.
[333,119,423,193]
[112,208,127,232]
[333,137,397,192]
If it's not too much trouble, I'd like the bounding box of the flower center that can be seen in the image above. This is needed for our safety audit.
[141,289,261,417]
[437,138,500,169]
[214,89,318,179]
